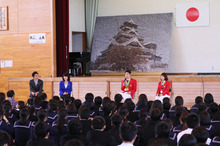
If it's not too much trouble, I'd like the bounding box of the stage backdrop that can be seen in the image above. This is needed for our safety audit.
[90,13,173,72]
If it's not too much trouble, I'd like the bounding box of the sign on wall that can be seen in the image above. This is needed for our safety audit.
[0,6,8,30]
[29,33,46,44]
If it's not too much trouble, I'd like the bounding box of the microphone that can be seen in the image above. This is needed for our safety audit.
[123,78,126,83]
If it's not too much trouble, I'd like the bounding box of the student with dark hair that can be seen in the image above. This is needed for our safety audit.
[27,122,54,146]
[60,119,88,146]
[27,98,34,106]
[0,130,11,146]
[33,96,42,113]
[14,101,26,119]
[63,139,84,146]
[173,106,185,127]
[204,93,214,108]
[118,106,129,122]
[79,107,92,136]
[139,108,162,146]
[14,108,31,146]
[3,102,17,127]
[50,108,68,146]
[119,122,138,146]
[124,100,139,123]
[177,113,200,143]
[102,102,113,131]
[149,100,167,121]
[47,99,58,125]
[199,111,211,132]
[172,112,189,134]
[87,116,115,146]
[179,134,197,146]
[190,96,203,113]
[169,96,187,120]
[30,109,48,139]
[121,70,137,100]
[0,92,5,104]
[114,94,123,110]
[59,73,72,100]
[163,98,171,118]
[39,93,48,109]
[28,105,38,122]
[53,96,60,101]
[29,71,43,98]
[66,103,78,121]
[134,109,148,128]
[192,126,211,145]
[84,93,94,103]
[109,114,123,145]
[208,102,219,120]
[0,107,13,141]
[135,94,148,112]
[99,96,111,116]
[74,99,82,112]
[150,140,168,146]
[94,96,102,115]
[155,72,171,102]
[148,122,176,146]
[6,90,17,110]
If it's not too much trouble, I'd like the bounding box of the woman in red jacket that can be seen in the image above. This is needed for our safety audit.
[155,72,171,103]
[121,70,137,100]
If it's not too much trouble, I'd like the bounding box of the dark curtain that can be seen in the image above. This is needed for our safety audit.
[56,0,69,77]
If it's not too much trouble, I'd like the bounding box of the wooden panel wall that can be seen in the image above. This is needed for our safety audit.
[7,76,220,107]
[0,0,55,101]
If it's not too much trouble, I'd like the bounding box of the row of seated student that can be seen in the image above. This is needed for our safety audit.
[0,90,220,146]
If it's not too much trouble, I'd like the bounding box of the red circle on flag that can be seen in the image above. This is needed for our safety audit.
[186,7,199,22]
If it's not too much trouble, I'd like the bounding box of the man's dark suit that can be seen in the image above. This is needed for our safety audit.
[29,79,43,98]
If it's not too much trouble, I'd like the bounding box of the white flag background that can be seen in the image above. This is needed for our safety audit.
[176,2,209,27]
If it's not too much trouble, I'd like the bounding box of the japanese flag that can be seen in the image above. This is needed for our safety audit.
[176,2,209,27]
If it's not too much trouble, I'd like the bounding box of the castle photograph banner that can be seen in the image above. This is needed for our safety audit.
[90,13,173,73]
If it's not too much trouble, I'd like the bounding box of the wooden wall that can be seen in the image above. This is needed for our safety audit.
[8,76,220,108]
[0,0,55,102]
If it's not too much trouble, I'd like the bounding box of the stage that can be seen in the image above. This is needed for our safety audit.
[8,74,220,108]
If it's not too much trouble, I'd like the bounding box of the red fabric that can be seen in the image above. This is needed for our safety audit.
[56,0,69,76]
[121,78,137,98]
[156,81,171,96]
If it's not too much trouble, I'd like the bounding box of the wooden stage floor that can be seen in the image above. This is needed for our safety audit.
[8,75,220,108]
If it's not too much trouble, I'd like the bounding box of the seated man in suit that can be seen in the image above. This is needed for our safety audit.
[29,71,43,98]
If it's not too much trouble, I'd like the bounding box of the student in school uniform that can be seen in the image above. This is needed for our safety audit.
[3,102,17,127]
[66,103,78,122]
[190,96,203,113]
[6,90,17,110]
[0,130,11,146]
[14,108,32,146]
[46,99,58,126]
[30,109,48,139]
[78,107,92,136]
[119,121,138,146]
[49,109,68,146]
[27,122,55,146]
[109,114,123,145]
[86,116,115,146]
[59,119,89,146]
[0,108,13,145]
